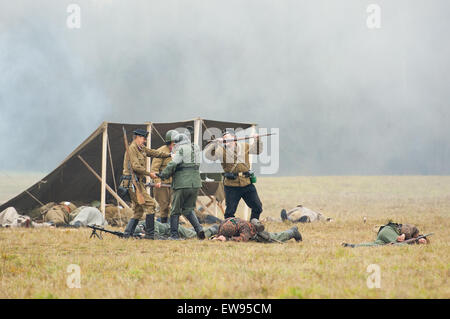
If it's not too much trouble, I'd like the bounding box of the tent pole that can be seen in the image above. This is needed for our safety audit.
[194,117,202,148]
[243,124,257,221]
[146,122,152,195]
[100,122,108,218]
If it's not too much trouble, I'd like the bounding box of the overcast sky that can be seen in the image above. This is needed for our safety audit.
[1,0,449,175]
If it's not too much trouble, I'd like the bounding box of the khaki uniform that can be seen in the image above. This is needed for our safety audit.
[286,205,330,223]
[104,205,133,226]
[150,144,173,219]
[121,140,171,220]
[204,139,263,219]
[204,140,263,187]
[42,202,76,226]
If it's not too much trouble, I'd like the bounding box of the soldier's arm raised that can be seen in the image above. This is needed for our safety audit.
[248,136,263,155]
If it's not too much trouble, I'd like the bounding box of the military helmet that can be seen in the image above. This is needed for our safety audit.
[165,130,177,143]
[218,218,239,238]
[401,224,419,239]
[174,133,190,145]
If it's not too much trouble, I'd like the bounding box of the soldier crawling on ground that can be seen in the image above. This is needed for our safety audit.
[342,221,430,247]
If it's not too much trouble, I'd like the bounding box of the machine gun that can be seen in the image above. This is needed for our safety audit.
[87,224,140,239]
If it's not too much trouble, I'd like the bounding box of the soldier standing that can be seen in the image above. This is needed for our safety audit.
[121,129,171,239]
[204,129,263,220]
[150,130,177,223]
[151,133,205,240]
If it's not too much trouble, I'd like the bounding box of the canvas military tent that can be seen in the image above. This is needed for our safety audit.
[0,118,256,216]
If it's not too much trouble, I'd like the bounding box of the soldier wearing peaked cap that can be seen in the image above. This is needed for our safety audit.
[121,129,171,239]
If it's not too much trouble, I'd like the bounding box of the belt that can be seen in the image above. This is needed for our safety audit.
[224,171,250,178]
[121,175,145,183]
[175,165,199,172]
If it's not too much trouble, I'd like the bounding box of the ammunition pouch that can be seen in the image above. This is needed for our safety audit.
[223,172,237,180]
[223,171,256,183]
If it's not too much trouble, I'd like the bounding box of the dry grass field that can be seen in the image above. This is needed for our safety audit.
[0,174,449,298]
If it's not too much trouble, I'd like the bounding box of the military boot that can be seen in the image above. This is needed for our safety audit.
[250,211,261,220]
[169,214,181,240]
[280,209,288,221]
[143,214,155,240]
[185,211,205,240]
[290,226,303,242]
[123,218,139,238]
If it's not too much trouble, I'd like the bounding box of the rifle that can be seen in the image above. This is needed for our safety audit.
[87,224,140,239]
[391,233,434,245]
[145,182,171,188]
[122,126,145,205]
[211,132,276,144]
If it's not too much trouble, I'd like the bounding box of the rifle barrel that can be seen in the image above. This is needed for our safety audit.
[213,132,276,143]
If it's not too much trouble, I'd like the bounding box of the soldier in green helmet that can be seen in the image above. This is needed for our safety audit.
[151,132,205,240]
[150,130,177,223]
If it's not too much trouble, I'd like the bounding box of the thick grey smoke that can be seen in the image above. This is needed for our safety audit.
[1,0,449,175]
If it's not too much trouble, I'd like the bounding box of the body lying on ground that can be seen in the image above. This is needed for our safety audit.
[0,207,53,228]
[280,205,332,223]
[69,206,108,227]
[33,201,108,227]
[342,222,429,247]
[212,217,303,243]
[133,219,219,239]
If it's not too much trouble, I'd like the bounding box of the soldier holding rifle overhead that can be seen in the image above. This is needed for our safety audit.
[204,129,264,220]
